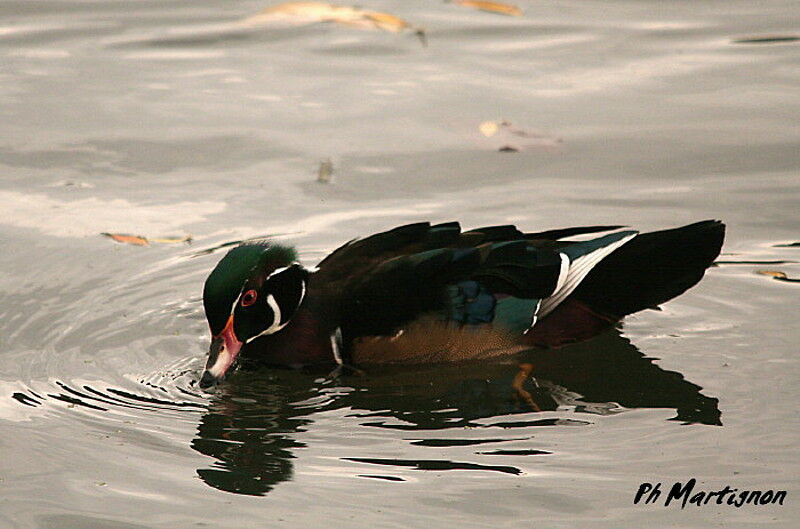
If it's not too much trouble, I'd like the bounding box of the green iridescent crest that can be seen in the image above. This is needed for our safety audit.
[203,243,297,335]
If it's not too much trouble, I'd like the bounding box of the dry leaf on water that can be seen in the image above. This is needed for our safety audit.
[360,11,413,32]
[317,158,334,183]
[478,120,563,152]
[755,270,800,283]
[453,0,523,17]
[102,233,192,246]
[102,233,149,246]
[242,2,424,41]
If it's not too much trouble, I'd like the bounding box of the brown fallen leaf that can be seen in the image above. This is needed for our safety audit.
[478,120,564,152]
[102,233,149,246]
[242,1,354,26]
[360,11,412,32]
[242,2,424,40]
[317,158,334,183]
[454,0,523,17]
[102,233,193,246]
[755,270,787,279]
[755,270,800,283]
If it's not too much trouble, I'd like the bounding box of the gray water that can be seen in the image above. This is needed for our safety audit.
[1,0,799,527]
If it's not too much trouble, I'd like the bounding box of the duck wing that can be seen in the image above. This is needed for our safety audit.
[324,227,638,343]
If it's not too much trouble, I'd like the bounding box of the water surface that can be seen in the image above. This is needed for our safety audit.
[1,0,798,527]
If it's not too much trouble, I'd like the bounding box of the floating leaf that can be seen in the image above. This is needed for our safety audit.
[242,1,357,26]
[479,121,499,137]
[774,242,800,248]
[478,120,563,152]
[317,158,334,183]
[755,270,800,283]
[242,2,423,39]
[102,233,149,246]
[756,270,788,279]
[454,0,523,17]
[361,11,412,32]
[102,233,193,246]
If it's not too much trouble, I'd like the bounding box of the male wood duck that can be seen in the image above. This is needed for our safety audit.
[199,220,725,389]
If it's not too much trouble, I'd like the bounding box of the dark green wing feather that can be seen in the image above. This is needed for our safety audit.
[313,221,636,343]
[334,240,567,340]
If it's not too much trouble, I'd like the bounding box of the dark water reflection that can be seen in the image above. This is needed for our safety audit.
[192,329,720,496]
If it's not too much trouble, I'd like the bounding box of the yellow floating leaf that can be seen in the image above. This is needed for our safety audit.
[362,12,411,33]
[317,158,334,183]
[102,233,149,246]
[478,119,564,152]
[243,1,352,26]
[479,121,499,137]
[242,2,418,35]
[755,270,788,279]
[755,269,800,283]
[454,0,523,17]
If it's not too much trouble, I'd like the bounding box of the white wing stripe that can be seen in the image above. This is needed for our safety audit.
[538,232,638,318]
[553,252,570,296]
[523,299,543,334]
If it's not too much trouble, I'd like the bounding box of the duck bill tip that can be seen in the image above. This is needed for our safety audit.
[198,369,221,390]
[201,320,243,389]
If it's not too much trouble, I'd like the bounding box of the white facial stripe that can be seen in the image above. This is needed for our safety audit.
[245,295,284,344]
[298,278,306,306]
[243,280,308,344]
[230,280,247,316]
[267,266,290,278]
[265,294,282,328]
[266,263,300,280]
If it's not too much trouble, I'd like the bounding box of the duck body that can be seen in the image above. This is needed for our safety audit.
[199,220,725,388]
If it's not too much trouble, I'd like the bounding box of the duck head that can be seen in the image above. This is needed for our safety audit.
[200,242,309,389]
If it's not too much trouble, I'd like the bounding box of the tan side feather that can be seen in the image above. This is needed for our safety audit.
[351,316,528,364]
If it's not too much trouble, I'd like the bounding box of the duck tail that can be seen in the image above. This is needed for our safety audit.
[570,220,725,318]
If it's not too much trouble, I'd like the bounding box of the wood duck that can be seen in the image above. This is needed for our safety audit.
[199,220,725,389]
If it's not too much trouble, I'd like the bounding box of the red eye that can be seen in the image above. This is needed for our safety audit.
[241,289,257,307]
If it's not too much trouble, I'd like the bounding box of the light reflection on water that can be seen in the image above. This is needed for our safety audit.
[0,0,798,527]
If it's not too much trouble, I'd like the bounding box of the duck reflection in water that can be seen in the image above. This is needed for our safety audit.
[191,328,721,496]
